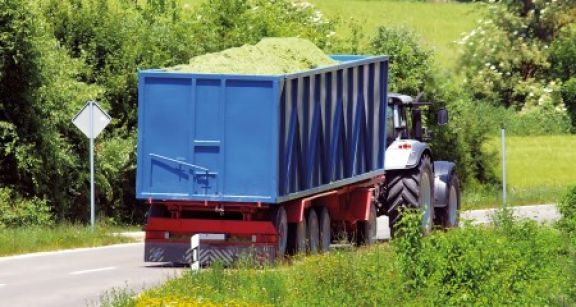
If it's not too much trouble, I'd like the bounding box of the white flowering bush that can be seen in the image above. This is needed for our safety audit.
[459,0,576,113]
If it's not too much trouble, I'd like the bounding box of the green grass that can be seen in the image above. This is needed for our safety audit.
[0,224,136,256]
[311,0,483,69]
[462,135,576,209]
[107,212,576,306]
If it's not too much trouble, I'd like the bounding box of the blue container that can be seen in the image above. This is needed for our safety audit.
[136,55,389,203]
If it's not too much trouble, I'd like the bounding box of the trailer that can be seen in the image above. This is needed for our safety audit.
[137,55,389,264]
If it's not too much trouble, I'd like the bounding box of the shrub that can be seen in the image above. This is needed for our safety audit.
[560,78,576,131]
[369,26,433,96]
[0,0,101,221]
[393,209,571,305]
[558,185,576,236]
[0,188,53,228]
[550,24,576,82]
[459,0,576,108]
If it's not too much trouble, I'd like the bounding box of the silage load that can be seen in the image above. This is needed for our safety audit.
[167,37,337,74]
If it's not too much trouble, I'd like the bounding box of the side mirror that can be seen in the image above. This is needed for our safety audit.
[437,108,448,126]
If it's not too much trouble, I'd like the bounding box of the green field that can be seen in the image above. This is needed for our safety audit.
[463,135,576,209]
[311,0,483,68]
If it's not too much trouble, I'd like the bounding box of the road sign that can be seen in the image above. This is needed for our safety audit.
[72,101,111,228]
[72,101,111,139]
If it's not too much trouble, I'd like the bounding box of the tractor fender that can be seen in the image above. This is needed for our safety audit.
[433,161,456,208]
[385,140,431,171]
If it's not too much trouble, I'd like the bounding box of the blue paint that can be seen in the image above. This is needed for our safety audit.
[136,56,389,203]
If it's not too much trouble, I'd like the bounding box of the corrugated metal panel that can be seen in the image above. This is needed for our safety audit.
[136,56,389,203]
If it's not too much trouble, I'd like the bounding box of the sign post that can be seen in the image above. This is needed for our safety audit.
[501,128,507,209]
[72,101,111,228]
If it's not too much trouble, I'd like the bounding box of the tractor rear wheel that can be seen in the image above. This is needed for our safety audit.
[386,155,434,236]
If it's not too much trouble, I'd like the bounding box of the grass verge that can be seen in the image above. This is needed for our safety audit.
[107,209,576,306]
[0,223,136,257]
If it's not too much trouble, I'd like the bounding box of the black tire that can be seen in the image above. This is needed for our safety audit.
[435,174,461,228]
[317,206,331,253]
[287,216,307,255]
[386,155,434,235]
[270,206,288,257]
[357,202,377,245]
[306,209,320,254]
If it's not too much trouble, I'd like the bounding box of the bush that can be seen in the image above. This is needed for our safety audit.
[550,24,576,82]
[393,209,572,305]
[558,185,576,236]
[560,78,576,131]
[459,0,576,109]
[0,188,53,228]
[369,26,433,96]
[0,0,101,221]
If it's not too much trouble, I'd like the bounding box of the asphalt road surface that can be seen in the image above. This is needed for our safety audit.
[0,204,560,306]
[0,243,184,307]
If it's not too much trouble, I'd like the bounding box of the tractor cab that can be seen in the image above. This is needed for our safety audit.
[386,93,448,146]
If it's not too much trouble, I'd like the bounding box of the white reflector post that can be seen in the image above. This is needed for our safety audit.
[191,234,200,272]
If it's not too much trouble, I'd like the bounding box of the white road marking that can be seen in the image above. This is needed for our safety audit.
[0,243,142,262]
[69,266,117,275]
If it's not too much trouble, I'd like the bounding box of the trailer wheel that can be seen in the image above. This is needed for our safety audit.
[317,207,331,252]
[271,206,288,257]
[386,155,434,236]
[436,174,461,228]
[287,216,307,255]
[357,202,377,245]
[306,209,320,254]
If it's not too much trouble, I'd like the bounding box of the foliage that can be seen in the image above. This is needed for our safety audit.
[369,26,433,96]
[0,0,102,221]
[392,209,572,305]
[560,77,576,131]
[558,185,576,236]
[550,24,576,82]
[425,75,500,186]
[459,0,576,111]
[191,0,336,52]
[0,187,53,228]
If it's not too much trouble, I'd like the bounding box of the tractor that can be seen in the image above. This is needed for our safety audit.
[378,93,461,235]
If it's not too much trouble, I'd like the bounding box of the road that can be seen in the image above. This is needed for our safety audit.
[0,243,185,307]
[0,204,560,306]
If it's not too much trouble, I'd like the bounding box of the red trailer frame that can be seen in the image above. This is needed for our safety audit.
[144,175,384,265]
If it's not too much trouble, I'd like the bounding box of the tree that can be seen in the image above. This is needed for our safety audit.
[459,0,576,109]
